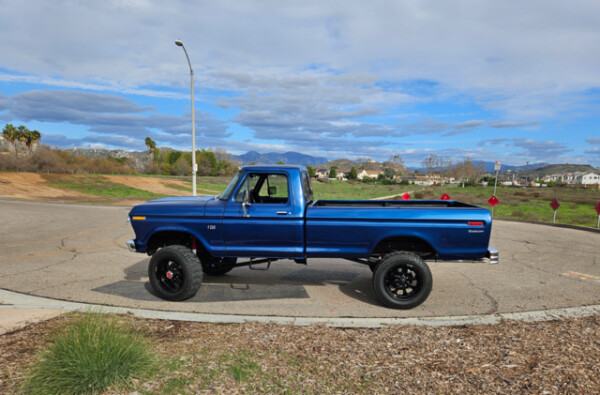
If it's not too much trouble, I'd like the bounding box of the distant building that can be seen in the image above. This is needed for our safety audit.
[575,172,600,185]
[357,170,382,180]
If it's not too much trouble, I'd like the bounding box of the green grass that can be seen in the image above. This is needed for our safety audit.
[312,180,411,200]
[161,182,192,193]
[40,172,600,227]
[21,313,155,395]
[427,184,600,227]
[45,175,167,200]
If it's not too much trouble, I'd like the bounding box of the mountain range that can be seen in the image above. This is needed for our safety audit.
[54,147,598,174]
[232,151,328,166]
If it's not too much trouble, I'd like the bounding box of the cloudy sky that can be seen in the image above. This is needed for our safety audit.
[1,0,599,167]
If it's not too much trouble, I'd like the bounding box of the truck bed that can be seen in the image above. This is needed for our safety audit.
[305,199,492,260]
[311,200,477,208]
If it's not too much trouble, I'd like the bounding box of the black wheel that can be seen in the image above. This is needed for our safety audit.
[373,251,432,309]
[201,257,237,276]
[148,245,202,301]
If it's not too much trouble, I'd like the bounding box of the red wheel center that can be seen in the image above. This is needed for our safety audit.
[166,271,173,279]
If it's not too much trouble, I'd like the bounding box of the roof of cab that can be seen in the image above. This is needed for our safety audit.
[239,164,307,172]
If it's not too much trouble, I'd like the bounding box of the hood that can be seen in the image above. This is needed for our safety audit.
[129,195,215,217]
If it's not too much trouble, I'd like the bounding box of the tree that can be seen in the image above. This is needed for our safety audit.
[328,166,337,179]
[25,130,41,155]
[2,124,18,157]
[144,137,157,159]
[349,167,358,180]
[383,167,396,180]
[196,149,219,176]
[383,154,405,178]
[306,165,316,178]
[449,158,485,186]
[17,125,28,154]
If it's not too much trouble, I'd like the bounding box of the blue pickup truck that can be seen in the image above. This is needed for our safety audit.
[127,165,498,309]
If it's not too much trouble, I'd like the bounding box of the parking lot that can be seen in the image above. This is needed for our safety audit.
[1,199,599,321]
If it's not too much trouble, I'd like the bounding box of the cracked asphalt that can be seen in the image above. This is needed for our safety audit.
[1,199,599,319]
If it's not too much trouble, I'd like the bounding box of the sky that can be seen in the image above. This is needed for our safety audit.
[0,0,599,167]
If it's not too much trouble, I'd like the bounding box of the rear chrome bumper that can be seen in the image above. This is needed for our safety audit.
[486,247,499,264]
[126,239,136,252]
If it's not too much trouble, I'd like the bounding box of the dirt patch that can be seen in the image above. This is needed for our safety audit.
[0,172,213,203]
[0,172,90,200]
[106,175,192,196]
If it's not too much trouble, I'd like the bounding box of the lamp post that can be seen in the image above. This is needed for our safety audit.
[175,39,197,196]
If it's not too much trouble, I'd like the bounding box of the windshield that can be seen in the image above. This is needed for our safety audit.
[218,171,242,200]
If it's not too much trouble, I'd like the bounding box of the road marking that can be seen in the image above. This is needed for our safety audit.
[562,271,600,284]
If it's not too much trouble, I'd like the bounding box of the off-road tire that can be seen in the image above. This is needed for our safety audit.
[372,251,432,309]
[148,245,202,301]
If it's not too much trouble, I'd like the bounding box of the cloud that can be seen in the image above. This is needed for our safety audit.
[398,119,447,136]
[223,69,409,143]
[510,138,571,159]
[0,93,9,111]
[586,137,600,145]
[4,90,230,143]
[489,121,539,129]
[443,120,486,136]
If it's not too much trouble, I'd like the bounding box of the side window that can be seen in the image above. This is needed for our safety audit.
[301,171,313,203]
[234,173,261,202]
[234,173,288,204]
[257,174,288,203]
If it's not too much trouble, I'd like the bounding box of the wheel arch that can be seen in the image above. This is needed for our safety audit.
[371,235,438,259]
[145,227,210,256]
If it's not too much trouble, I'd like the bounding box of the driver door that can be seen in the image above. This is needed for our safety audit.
[222,171,302,258]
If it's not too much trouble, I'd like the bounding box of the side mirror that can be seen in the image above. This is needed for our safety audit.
[268,186,277,196]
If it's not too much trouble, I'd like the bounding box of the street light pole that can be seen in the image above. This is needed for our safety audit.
[175,39,196,197]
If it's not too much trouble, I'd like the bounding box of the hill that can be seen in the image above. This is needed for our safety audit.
[517,164,599,179]
[233,151,328,166]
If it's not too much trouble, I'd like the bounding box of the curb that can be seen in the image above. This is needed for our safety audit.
[1,289,599,329]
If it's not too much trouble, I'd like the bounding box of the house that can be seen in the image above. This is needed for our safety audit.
[314,168,329,179]
[577,172,600,185]
[357,170,382,180]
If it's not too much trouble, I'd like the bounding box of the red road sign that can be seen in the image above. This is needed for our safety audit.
[402,193,411,200]
[488,195,499,207]
[440,193,450,200]
[550,198,560,211]
[595,201,600,216]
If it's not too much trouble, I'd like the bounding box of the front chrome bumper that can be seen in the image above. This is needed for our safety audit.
[126,239,136,252]
[486,247,499,264]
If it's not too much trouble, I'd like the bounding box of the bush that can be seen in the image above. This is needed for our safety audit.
[22,313,154,395]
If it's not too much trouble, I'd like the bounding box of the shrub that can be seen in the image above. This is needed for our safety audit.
[511,210,525,217]
[22,313,154,395]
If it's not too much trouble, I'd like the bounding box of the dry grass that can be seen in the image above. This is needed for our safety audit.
[1,313,599,394]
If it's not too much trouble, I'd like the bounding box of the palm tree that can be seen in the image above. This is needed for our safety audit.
[2,124,18,158]
[17,125,28,155]
[25,130,42,155]
[144,137,156,155]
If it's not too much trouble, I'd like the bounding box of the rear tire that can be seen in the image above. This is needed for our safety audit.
[148,245,202,301]
[373,251,432,309]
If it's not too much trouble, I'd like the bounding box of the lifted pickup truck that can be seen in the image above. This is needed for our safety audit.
[127,165,498,309]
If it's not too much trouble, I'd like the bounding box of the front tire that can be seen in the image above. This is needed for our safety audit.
[373,251,432,309]
[148,245,202,301]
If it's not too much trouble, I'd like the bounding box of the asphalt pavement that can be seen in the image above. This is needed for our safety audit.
[1,198,599,328]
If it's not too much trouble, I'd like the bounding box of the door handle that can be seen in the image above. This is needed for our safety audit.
[276,211,288,215]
